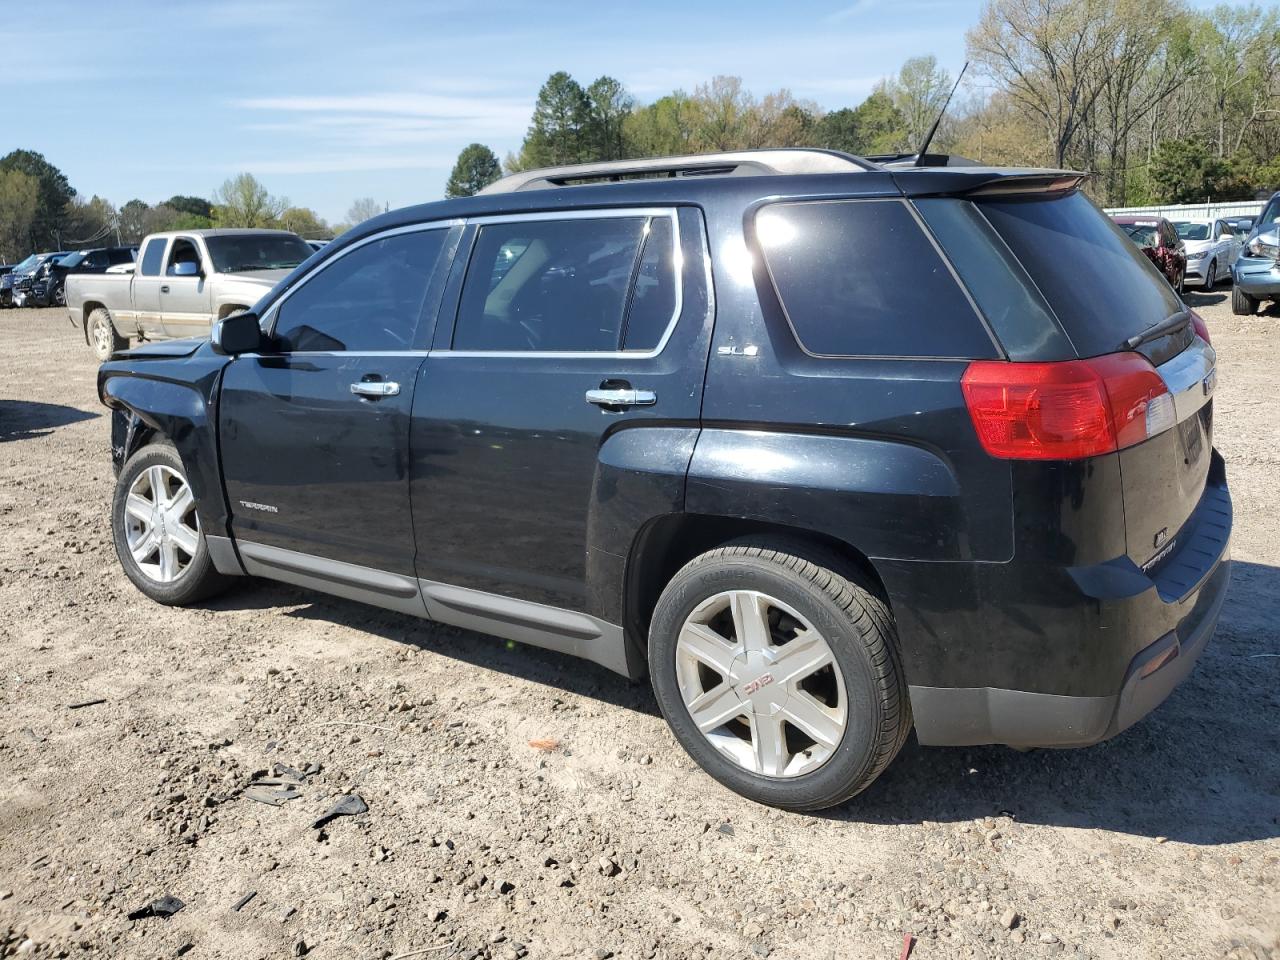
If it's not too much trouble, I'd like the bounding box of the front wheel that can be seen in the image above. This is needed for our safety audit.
[87,307,126,362]
[1232,285,1258,316]
[648,540,911,811]
[1203,259,1216,293]
[112,443,230,605]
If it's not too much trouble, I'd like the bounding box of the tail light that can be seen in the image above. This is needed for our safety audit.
[962,353,1172,460]
[1189,310,1210,344]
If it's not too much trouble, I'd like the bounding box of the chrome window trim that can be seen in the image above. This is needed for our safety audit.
[437,206,684,360]
[260,219,463,338]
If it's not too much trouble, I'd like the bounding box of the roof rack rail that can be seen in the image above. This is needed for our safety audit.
[478,148,878,195]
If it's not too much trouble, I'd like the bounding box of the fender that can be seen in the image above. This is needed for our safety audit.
[684,427,968,562]
[98,342,233,540]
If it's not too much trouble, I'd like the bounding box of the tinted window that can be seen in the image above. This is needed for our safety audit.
[622,217,677,351]
[273,230,446,352]
[757,199,996,359]
[980,192,1182,359]
[915,198,1068,361]
[108,248,136,265]
[205,234,312,273]
[1174,222,1209,241]
[139,238,166,277]
[454,216,655,352]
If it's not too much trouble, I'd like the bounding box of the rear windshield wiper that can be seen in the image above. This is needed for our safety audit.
[1121,310,1189,351]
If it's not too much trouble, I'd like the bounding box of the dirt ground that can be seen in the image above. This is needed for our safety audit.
[0,297,1276,960]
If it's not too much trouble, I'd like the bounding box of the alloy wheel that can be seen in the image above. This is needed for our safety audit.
[92,316,112,358]
[122,465,200,583]
[674,590,847,778]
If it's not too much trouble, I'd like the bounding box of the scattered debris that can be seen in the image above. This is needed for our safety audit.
[389,944,456,960]
[18,727,45,744]
[67,698,107,710]
[232,890,257,912]
[243,761,320,806]
[528,738,560,751]
[898,932,916,960]
[312,793,368,829]
[127,895,185,921]
[716,823,735,836]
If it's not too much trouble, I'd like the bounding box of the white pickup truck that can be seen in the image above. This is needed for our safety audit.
[66,228,314,360]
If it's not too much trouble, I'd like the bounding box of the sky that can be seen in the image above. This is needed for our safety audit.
[0,0,1239,225]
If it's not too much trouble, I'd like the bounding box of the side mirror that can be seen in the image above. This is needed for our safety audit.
[211,311,264,355]
[171,261,201,277]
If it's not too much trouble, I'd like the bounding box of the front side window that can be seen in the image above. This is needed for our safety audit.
[757,199,996,359]
[453,214,678,353]
[272,229,446,352]
[139,238,166,277]
[166,238,200,274]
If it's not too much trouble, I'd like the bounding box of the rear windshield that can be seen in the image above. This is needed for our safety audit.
[1174,222,1209,241]
[978,192,1181,359]
[1122,224,1157,247]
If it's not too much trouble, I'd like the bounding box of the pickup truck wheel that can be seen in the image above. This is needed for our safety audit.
[1232,285,1258,316]
[111,443,230,605]
[88,308,126,362]
[648,540,910,811]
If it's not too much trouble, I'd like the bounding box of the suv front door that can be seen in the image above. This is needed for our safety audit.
[218,224,459,605]
[411,208,712,616]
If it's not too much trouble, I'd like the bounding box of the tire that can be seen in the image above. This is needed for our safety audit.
[1232,285,1258,316]
[1175,268,1185,296]
[111,442,230,606]
[1203,259,1216,293]
[648,539,911,811]
[88,307,126,362]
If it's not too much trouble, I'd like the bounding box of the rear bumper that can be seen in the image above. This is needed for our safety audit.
[1232,255,1280,297]
[896,460,1232,748]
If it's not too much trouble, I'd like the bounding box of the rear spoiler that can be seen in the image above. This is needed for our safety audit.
[890,167,1088,199]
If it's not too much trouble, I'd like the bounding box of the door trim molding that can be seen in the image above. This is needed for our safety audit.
[231,539,638,678]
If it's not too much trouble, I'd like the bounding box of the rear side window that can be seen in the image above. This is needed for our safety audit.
[980,192,1182,359]
[139,238,165,277]
[453,214,677,353]
[273,229,446,352]
[755,199,996,359]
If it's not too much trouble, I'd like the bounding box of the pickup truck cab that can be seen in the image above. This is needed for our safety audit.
[97,150,1231,811]
[66,228,313,360]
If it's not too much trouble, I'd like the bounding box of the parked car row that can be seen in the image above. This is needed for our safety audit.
[0,245,139,308]
[1111,213,1247,294]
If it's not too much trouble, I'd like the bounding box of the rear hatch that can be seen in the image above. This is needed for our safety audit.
[918,182,1217,591]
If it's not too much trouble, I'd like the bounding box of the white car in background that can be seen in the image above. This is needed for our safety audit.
[1173,218,1243,291]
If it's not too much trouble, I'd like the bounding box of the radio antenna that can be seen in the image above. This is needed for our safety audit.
[915,61,968,165]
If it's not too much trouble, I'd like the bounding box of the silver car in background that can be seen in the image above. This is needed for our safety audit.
[1173,218,1243,291]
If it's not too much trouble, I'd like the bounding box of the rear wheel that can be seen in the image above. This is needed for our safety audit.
[648,540,910,811]
[112,442,230,605]
[1232,285,1258,316]
[88,307,126,362]
[1203,259,1216,293]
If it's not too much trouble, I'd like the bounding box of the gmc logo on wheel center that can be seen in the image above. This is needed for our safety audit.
[742,673,774,695]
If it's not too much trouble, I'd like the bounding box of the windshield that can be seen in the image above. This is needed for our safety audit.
[204,234,312,273]
[10,254,41,272]
[1174,222,1209,241]
[58,252,88,268]
[1123,224,1158,247]
[1257,198,1280,231]
[979,191,1182,359]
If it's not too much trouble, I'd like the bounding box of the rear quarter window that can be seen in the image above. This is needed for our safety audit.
[755,199,997,359]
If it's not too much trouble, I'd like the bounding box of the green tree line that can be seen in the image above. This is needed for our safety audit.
[448,0,1280,206]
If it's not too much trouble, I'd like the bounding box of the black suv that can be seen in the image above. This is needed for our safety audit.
[32,244,137,307]
[98,150,1231,810]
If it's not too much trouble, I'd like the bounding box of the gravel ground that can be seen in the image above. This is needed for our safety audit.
[0,298,1277,960]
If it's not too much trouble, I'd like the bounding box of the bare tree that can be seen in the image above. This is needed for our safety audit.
[888,56,954,148]
[346,198,383,225]
[212,173,287,228]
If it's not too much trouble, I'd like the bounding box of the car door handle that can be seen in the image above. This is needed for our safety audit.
[350,381,400,398]
[585,388,656,408]
[160,285,170,293]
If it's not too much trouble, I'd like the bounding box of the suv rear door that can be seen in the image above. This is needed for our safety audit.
[411,207,713,613]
